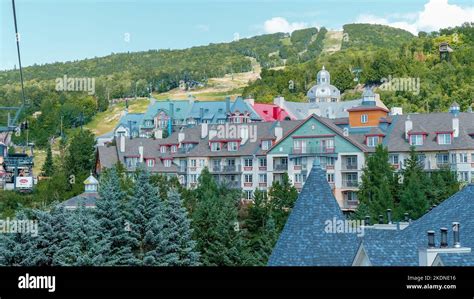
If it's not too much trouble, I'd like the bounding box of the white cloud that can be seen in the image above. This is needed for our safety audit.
[355,0,474,34]
[263,17,309,34]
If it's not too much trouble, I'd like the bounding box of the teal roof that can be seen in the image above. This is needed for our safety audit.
[231,97,261,120]
[143,99,192,123]
[116,113,144,133]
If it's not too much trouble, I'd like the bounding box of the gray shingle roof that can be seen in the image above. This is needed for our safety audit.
[384,112,474,152]
[268,163,359,266]
[359,184,474,266]
[59,192,99,209]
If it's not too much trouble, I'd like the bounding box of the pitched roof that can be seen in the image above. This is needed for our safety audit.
[59,192,99,209]
[268,163,359,266]
[384,112,474,152]
[252,103,292,121]
[359,184,474,266]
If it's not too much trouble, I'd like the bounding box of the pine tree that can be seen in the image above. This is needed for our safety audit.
[245,189,271,237]
[268,173,298,231]
[160,189,200,266]
[95,167,136,265]
[191,171,246,266]
[0,211,35,266]
[356,144,396,221]
[41,143,55,177]
[399,172,429,219]
[247,217,279,266]
[127,167,166,266]
[54,205,110,266]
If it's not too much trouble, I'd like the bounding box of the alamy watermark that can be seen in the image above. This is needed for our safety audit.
[55,75,95,95]
[0,218,38,237]
[215,123,257,143]
[380,75,420,95]
[324,217,365,237]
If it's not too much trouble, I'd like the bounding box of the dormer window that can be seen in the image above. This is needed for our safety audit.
[437,133,452,145]
[409,134,423,146]
[164,159,172,167]
[361,114,368,124]
[146,159,155,167]
[367,136,379,147]
[261,140,272,150]
[171,145,177,153]
[228,142,238,151]
[211,142,221,152]
[160,146,167,153]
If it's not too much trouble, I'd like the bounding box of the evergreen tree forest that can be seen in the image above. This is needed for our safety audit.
[0,166,298,266]
[352,145,461,222]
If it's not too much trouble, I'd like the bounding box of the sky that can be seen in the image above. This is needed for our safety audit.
[0,0,473,70]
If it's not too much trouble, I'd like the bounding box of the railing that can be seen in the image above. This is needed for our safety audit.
[222,165,241,172]
[221,181,241,188]
[344,200,359,210]
[342,180,358,188]
[274,164,288,171]
[291,146,336,155]
[342,163,358,170]
[3,156,34,166]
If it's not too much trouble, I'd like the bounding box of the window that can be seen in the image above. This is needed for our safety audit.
[409,134,423,146]
[227,159,235,166]
[259,158,267,167]
[244,174,253,183]
[460,153,468,163]
[199,159,205,167]
[212,159,220,168]
[293,157,302,166]
[326,156,336,166]
[244,158,253,167]
[344,191,358,201]
[190,174,198,183]
[125,157,138,168]
[367,136,379,147]
[261,140,272,150]
[459,171,469,182]
[190,159,197,167]
[322,139,334,151]
[389,154,399,165]
[164,159,171,167]
[244,190,253,200]
[438,133,452,145]
[472,153,474,163]
[171,145,177,153]
[327,173,334,183]
[451,153,457,164]
[345,156,357,168]
[160,146,167,153]
[294,174,304,183]
[259,174,267,183]
[293,140,306,153]
[436,154,449,165]
[147,159,155,167]
[228,142,238,151]
[211,142,221,152]
[361,114,368,124]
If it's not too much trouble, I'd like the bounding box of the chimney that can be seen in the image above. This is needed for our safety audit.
[386,209,392,224]
[452,115,459,138]
[274,122,283,141]
[138,144,144,163]
[245,97,255,106]
[273,96,285,107]
[440,228,448,248]
[390,107,403,115]
[405,115,412,140]
[453,222,461,248]
[201,123,208,139]
[364,215,371,226]
[178,129,185,144]
[120,135,126,153]
[427,230,435,248]
[225,96,230,113]
[404,212,409,222]
[199,107,204,123]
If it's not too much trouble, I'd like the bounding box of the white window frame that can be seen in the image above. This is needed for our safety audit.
[361,114,368,124]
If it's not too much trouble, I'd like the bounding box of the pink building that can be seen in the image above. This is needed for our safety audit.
[252,103,293,122]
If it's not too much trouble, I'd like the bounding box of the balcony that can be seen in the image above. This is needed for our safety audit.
[274,164,288,171]
[342,180,358,188]
[222,165,241,173]
[342,163,358,170]
[343,200,359,210]
[291,146,336,155]
[221,180,241,189]
[211,165,222,173]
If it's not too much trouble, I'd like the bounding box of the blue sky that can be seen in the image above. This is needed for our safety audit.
[1,0,472,70]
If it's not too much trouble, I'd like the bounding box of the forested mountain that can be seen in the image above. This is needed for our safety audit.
[243,23,473,114]
[1,23,472,147]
